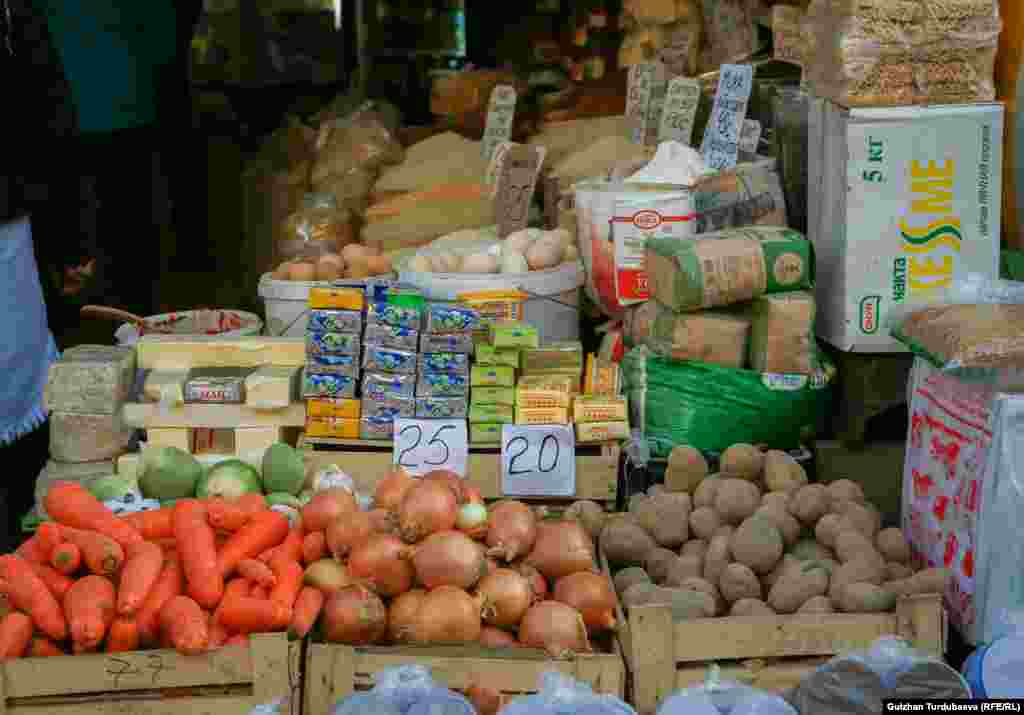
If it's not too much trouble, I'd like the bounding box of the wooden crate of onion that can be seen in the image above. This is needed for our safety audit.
[301,469,625,715]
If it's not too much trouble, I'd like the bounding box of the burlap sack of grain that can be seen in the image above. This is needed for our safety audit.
[698,0,760,73]
[550,136,657,191]
[893,303,1024,370]
[629,299,752,368]
[749,290,819,375]
[646,226,814,312]
[374,132,487,196]
[657,17,703,77]
[313,166,377,216]
[804,0,1001,106]
[529,116,627,171]
[361,193,495,254]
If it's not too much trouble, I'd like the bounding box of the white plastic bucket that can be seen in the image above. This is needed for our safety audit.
[258,275,322,336]
[395,239,585,343]
[115,310,263,345]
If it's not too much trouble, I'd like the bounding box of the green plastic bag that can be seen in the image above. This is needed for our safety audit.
[622,346,834,457]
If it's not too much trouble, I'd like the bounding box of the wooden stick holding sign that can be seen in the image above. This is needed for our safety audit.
[493,143,546,239]
[481,85,518,165]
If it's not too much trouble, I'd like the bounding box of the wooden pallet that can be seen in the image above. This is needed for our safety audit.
[303,553,625,715]
[621,592,946,714]
[0,634,302,715]
[299,435,620,505]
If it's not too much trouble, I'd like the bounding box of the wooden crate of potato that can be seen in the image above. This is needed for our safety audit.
[604,443,948,714]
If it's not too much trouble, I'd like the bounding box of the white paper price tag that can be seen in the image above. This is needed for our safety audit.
[700,63,754,171]
[739,119,762,154]
[493,143,546,238]
[625,63,657,145]
[501,424,575,497]
[481,85,518,165]
[393,419,468,477]
[658,77,701,145]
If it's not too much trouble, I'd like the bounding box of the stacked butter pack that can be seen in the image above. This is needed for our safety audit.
[304,286,366,438]
[804,0,1002,106]
[417,303,477,426]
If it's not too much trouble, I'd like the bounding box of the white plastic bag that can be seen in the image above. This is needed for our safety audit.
[963,610,1024,697]
[655,667,797,715]
[331,665,475,715]
[499,672,636,715]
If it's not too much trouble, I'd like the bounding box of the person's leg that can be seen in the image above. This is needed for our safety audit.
[0,421,50,552]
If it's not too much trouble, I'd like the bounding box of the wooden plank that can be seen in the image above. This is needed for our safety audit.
[235,427,285,455]
[301,447,618,502]
[304,644,354,715]
[354,651,581,692]
[629,605,676,715]
[246,366,302,409]
[8,694,258,715]
[674,658,831,694]
[136,336,306,370]
[896,594,947,657]
[146,427,192,451]
[125,403,306,429]
[250,634,294,707]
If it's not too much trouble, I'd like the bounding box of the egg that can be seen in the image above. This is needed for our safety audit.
[562,243,579,263]
[288,262,317,282]
[460,252,499,274]
[525,235,564,270]
[272,262,292,280]
[409,254,433,273]
[342,243,369,264]
[366,254,394,275]
[345,256,371,279]
[503,230,537,255]
[548,228,573,249]
[431,252,461,273]
[500,249,530,273]
[315,260,342,282]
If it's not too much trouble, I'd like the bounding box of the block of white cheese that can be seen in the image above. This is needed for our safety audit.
[44,345,136,414]
[142,370,188,405]
[245,366,301,409]
[49,410,133,463]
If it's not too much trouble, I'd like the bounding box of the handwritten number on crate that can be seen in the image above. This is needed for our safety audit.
[107,653,168,688]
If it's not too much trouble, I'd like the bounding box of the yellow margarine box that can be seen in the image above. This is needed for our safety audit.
[515,406,570,425]
[576,421,630,442]
[308,286,365,311]
[305,416,360,439]
[573,395,628,423]
[306,398,361,420]
[516,374,575,408]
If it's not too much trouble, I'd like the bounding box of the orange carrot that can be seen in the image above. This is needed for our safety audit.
[225,633,249,647]
[207,494,267,532]
[50,542,81,575]
[61,526,125,575]
[120,508,175,541]
[217,596,290,635]
[0,612,33,659]
[137,555,183,646]
[44,482,142,548]
[159,596,209,655]
[27,562,73,601]
[251,584,270,599]
[237,559,276,588]
[15,534,49,563]
[117,541,163,616]
[27,637,65,657]
[174,500,223,610]
[209,619,230,648]
[213,577,251,629]
[106,617,140,653]
[288,587,324,639]
[217,511,289,578]
[65,575,116,653]
[269,556,304,612]
[0,555,66,641]
[302,531,327,564]
[35,522,65,558]
[261,526,303,564]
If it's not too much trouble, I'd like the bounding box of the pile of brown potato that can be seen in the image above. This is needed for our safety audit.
[602,443,945,619]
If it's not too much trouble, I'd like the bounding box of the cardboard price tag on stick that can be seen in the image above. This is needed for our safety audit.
[658,77,702,145]
[493,143,546,238]
[625,62,660,145]
[700,63,754,171]
[481,85,518,165]
[500,424,576,497]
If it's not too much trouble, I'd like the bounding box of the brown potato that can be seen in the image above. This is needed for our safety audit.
[768,562,829,613]
[762,555,802,592]
[665,445,709,493]
[664,555,704,587]
[814,513,846,548]
[836,582,897,613]
[826,479,865,503]
[730,599,776,616]
[635,494,690,549]
[714,479,762,525]
[613,567,651,595]
[788,539,835,562]
[886,562,914,581]
[788,484,830,525]
[719,444,764,481]
[876,528,911,564]
[652,587,717,620]
[602,519,657,568]
[731,515,784,574]
[834,530,882,565]
[689,507,722,540]
[693,475,722,509]
[644,548,680,585]
[797,595,834,614]
[761,491,792,513]
[565,500,607,540]
[829,555,886,602]
[703,533,732,586]
[831,499,881,539]
[754,505,802,547]
[887,568,947,596]
[719,563,762,603]
[676,577,722,615]
[763,451,809,493]
[680,539,709,561]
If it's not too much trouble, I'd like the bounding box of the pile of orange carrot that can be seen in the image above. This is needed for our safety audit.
[0,481,322,658]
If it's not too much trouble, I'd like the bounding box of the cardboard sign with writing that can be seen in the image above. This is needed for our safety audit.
[658,77,702,145]
[493,143,546,238]
[739,119,762,154]
[481,85,518,165]
[625,63,658,145]
[772,5,805,68]
[700,63,754,171]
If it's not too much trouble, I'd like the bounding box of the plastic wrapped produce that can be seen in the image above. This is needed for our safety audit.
[330,665,475,715]
[500,672,636,715]
[278,193,355,261]
[656,668,797,715]
[788,637,969,713]
[629,300,751,369]
[313,103,405,185]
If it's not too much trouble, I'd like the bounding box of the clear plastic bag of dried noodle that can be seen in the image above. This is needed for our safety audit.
[656,666,798,715]
[314,165,377,216]
[278,192,355,261]
[330,665,475,715]
[805,0,1001,48]
[313,102,405,184]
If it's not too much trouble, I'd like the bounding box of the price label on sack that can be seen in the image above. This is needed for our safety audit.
[500,424,575,497]
[625,62,658,145]
[393,419,468,477]
[658,77,701,145]
[700,63,754,171]
[492,142,546,238]
[481,85,518,166]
